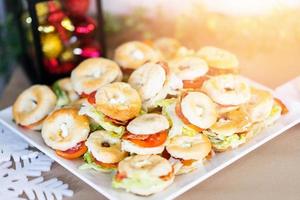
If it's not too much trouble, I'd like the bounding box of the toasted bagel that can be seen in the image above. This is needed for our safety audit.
[71,58,122,95]
[114,41,160,70]
[41,108,90,151]
[95,82,141,121]
[13,85,57,128]
[127,113,169,135]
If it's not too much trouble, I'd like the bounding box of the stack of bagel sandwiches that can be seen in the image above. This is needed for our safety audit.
[12,38,288,196]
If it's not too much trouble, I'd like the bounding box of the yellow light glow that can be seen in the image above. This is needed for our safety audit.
[61,18,75,32]
[38,25,55,33]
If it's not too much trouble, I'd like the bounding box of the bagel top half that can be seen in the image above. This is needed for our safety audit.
[13,85,57,126]
[70,58,122,95]
[126,113,170,135]
[41,107,90,151]
[153,37,181,60]
[128,62,167,102]
[94,82,142,121]
[114,41,160,70]
[197,46,239,70]
[180,92,217,129]
[168,56,208,81]
[118,154,173,179]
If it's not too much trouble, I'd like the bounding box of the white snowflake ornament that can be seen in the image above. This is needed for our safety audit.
[0,126,74,200]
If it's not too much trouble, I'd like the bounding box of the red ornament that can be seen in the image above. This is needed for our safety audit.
[62,0,90,16]
[79,42,101,59]
[71,16,96,37]
[47,2,70,42]
[44,58,75,74]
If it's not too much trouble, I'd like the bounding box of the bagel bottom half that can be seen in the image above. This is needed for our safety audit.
[203,130,247,152]
[20,117,45,131]
[176,160,204,175]
[121,140,165,155]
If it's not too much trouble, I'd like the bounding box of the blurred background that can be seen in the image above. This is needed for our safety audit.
[1,0,300,107]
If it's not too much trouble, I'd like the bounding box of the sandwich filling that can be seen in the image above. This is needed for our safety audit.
[79,102,125,136]
[80,151,118,172]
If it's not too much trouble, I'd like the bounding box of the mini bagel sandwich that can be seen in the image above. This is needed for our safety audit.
[175,91,217,132]
[197,46,239,76]
[114,41,160,76]
[121,113,169,155]
[242,89,288,126]
[81,130,127,172]
[202,74,251,107]
[112,154,174,196]
[157,92,217,139]
[152,37,182,60]
[52,78,79,107]
[128,61,183,110]
[13,85,57,130]
[166,134,211,174]
[264,98,288,126]
[70,58,122,97]
[79,82,142,136]
[241,87,274,123]
[41,108,90,159]
[204,109,251,152]
[169,56,209,89]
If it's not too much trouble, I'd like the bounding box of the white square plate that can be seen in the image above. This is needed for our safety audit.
[1,78,300,200]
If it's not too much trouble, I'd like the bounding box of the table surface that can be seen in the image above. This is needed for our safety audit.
[1,66,300,200]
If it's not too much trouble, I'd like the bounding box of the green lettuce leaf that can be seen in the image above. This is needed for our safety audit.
[156,98,177,117]
[79,152,114,172]
[204,131,246,150]
[79,103,125,136]
[182,126,198,137]
[52,81,70,107]
[265,103,282,126]
[89,122,104,132]
[157,99,199,138]
[112,171,166,191]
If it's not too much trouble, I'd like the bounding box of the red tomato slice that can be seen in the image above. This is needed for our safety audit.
[94,159,118,169]
[175,99,203,132]
[160,168,174,181]
[183,76,209,89]
[123,132,150,140]
[179,159,196,166]
[56,141,87,160]
[104,115,128,126]
[89,153,118,169]
[115,171,127,181]
[80,92,90,99]
[274,98,289,115]
[123,130,168,148]
[87,91,97,104]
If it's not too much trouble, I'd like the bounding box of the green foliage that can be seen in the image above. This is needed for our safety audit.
[0,13,21,74]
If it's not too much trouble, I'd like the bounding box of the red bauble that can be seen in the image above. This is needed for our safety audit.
[79,42,101,59]
[62,0,90,16]
[71,16,96,37]
[44,58,75,74]
[47,2,69,42]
